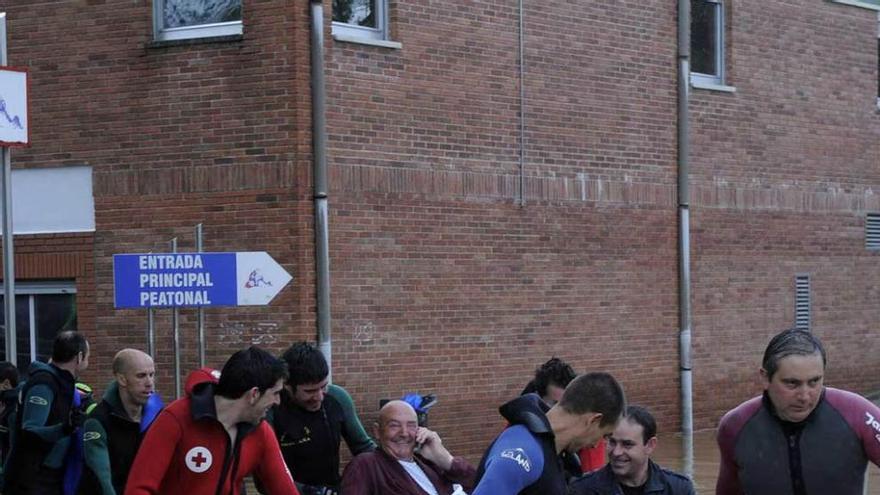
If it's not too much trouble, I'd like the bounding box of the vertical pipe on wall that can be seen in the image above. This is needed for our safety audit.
[677,0,694,479]
[311,0,332,378]
[517,0,526,207]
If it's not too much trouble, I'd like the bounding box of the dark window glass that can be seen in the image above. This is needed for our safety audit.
[691,0,718,76]
[0,293,76,370]
[34,294,77,362]
[333,0,377,28]
[164,0,242,29]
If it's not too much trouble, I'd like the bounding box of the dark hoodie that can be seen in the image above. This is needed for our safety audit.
[473,393,567,495]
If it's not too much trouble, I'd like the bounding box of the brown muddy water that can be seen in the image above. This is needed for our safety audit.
[652,430,880,494]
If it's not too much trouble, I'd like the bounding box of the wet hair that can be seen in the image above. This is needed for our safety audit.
[0,361,18,387]
[531,357,577,398]
[624,405,656,444]
[52,331,88,363]
[216,346,288,399]
[280,341,329,388]
[558,372,626,427]
[762,328,826,380]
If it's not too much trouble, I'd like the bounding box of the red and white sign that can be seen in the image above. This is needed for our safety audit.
[0,66,28,146]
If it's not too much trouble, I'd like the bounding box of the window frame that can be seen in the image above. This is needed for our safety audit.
[152,0,243,42]
[0,281,76,364]
[690,0,728,88]
[332,0,390,42]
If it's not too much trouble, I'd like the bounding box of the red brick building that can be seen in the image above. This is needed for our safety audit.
[1,0,878,463]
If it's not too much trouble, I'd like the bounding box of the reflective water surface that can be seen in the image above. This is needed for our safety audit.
[653,430,880,494]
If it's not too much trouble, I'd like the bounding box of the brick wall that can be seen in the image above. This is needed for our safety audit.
[326,0,880,464]
[1,0,878,471]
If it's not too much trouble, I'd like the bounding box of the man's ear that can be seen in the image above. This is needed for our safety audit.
[247,387,261,405]
[759,368,770,386]
[645,436,658,456]
[372,422,381,439]
[587,412,603,428]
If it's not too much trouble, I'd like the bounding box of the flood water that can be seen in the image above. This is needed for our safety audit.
[652,430,880,494]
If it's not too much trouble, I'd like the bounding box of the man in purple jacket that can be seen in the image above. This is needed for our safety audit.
[341,400,474,495]
[716,328,880,495]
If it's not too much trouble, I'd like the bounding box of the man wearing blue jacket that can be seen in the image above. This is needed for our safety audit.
[472,372,626,495]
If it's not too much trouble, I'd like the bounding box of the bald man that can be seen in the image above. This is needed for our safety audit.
[341,400,474,495]
[79,349,163,495]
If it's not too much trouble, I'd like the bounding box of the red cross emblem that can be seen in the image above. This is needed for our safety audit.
[185,446,213,473]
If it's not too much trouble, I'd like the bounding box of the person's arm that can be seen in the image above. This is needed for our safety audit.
[413,426,476,490]
[339,453,375,495]
[824,388,880,467]
[83,417,116,495]
[471,426,543,495]
[715,414,743,495]
[253,422,300,495]
[123,410,181,495]
[327,384,376,455]
[20,384,66,442]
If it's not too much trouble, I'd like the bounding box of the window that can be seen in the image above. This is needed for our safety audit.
[153,0,242,42]
[794,275,811,331]
[0,282,77,369]
[332,0,389,41]
[691,0,725,87]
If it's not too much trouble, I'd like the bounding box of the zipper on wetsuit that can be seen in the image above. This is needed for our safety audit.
[214,431,235,495]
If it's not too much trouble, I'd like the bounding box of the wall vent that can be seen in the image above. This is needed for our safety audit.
[795,274,811,331]
[867,213,880,249]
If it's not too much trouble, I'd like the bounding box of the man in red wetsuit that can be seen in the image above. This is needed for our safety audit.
[124,347,299,495]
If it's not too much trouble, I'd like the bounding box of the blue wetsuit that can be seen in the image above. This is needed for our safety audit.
[473,394,567,495]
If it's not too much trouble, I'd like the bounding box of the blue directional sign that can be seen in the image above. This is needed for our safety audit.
[113,252,292,308]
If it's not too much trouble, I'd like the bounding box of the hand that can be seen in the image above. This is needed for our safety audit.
[414,427,453,470]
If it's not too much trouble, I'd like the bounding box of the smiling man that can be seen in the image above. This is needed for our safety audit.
[716,328,880,495]
[569,406,694,495]
[266,342,375,494]
[340,400,475,495]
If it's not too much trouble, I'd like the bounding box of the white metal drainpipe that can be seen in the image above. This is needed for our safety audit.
[677,0,694,479]
[310,0,332,378]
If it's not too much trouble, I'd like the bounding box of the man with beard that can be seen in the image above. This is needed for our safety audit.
[266,342,374,494]
[340,400,475,495]
[79,349,163,495]
[569,406,694,495]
